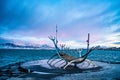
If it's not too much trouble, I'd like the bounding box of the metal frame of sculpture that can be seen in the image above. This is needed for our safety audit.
[47,35,99,69]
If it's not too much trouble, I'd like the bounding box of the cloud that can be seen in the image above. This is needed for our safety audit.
[113,42,120,44]
[59,40,86,48]
[114,28,120,33]
[0,37,13,43]
[0,0,120,48]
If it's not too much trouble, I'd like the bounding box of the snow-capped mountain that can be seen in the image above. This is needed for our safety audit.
[0,43,53,49]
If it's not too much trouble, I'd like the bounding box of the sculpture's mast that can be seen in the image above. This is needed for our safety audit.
[55,25,58,46]
[87,33,90,52]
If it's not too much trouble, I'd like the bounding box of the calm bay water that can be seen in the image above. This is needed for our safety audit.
[0,49,120,67]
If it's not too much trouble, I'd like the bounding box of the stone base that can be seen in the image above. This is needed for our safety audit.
[21,59,101,74]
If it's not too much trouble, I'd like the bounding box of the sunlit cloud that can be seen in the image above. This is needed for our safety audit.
[57,40,87,49]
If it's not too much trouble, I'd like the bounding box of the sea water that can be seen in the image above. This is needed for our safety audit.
[0,49,55,67]
[0,49,120,79]
[0,49,120,67]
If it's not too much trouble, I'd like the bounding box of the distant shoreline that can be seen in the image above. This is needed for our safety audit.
[0,48,120,51]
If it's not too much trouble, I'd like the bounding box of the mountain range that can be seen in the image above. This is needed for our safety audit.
[0,43,53,49]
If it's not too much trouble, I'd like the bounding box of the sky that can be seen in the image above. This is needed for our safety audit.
[0,0,120,48]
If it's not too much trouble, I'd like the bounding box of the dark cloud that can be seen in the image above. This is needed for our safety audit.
[0,37,13,43]
[0,0,58,36]
[113,42,120,44]
[0,0,36,33]
[113,27,120,33]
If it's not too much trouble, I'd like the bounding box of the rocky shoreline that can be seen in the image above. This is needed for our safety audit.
[1,60,120,80]
[0,62,31,80]
[0,59,101,80]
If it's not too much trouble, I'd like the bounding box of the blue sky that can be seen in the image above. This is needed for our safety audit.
[0,0,120,48]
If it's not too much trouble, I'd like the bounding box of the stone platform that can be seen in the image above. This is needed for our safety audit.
[20,59,102,74]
